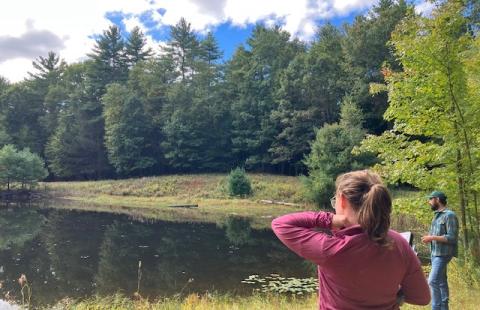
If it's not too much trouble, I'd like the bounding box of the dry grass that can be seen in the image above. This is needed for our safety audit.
[51,259,480,310]
[53,293,317,310]
[45,173,306,203]
[43,174,311,229]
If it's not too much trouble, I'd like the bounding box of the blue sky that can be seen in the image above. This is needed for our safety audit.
[104,4,361,61]
[0,0,433,82]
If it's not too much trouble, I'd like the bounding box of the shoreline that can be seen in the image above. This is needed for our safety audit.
[38,173,310,229]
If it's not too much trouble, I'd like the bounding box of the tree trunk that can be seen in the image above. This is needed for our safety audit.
[456,149,469,251]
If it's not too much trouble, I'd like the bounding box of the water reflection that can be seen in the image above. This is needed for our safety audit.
[0,204,311,307]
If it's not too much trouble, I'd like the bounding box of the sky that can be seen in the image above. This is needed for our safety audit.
[0,0,435,83]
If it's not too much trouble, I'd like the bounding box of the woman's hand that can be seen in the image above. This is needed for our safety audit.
[332,214,348,229]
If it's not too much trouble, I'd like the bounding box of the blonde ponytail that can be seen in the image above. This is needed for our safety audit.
[336,170,392,246]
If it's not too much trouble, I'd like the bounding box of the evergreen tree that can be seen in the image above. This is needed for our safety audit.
[270,24,346,173]
[60,25,130,178]
[124,26,153,68]
[161,22,231,171]
[28,51,66,84]
[125,57,178,173]
[163,18,200,82]
[102,83,156,175]
[303,99,370,207]
[342,0,411,133]
[26,52,67,147]
[227,25,304,170]
[199,32,223,64]
[45,109,80,178]
[87,25,128,98]
[45,62,112,179]
[0,77,11,147]
[228,167,252,197]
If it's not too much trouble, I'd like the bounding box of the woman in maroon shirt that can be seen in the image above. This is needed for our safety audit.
[272,170,430,309]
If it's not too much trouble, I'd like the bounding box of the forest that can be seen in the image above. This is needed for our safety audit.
[1,0,480,257]
[0,0,420,179]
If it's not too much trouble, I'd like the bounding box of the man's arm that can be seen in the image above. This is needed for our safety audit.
[444,212,459,243]
[421,235,447,243]
[421,212,458,244]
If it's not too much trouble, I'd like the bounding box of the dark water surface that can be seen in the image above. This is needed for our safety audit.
[0,203,312,307]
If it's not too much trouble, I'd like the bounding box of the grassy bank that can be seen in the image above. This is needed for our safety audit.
[45,174,305,201]
[44,174,309,229]
[43,174,432,232]
[48,260,479,309]
[53,294,317,310]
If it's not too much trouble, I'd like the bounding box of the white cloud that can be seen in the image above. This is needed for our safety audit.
[333,0,377,15]
[415,0,436,17]
[0,59,34,83]
[0,0,378,82]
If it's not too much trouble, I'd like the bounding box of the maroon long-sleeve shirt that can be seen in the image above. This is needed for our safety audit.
[272,211,430,309]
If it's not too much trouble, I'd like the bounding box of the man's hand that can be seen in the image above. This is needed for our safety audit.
[421,235,434,243]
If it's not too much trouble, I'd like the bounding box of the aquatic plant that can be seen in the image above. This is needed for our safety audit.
[242,274,318,295]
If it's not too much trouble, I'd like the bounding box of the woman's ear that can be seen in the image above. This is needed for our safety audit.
[338,193,346,209]
[338,193,351,212]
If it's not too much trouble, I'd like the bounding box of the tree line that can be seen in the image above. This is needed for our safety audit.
[0,0,412,180]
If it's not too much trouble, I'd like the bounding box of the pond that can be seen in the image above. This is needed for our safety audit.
[0,203,313,307]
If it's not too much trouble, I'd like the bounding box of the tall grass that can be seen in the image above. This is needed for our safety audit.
[43,174,309,229]
[52,293,317,310]
[45,174,306,203]
[47,259,479,310]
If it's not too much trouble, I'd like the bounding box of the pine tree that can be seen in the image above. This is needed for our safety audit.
[124,26,153,68]
[103,83,156,175]
[0,77,11,147]
[269,24,345,173]
[87,25,128,99]
[227,25,304,170]
[27,52,68,149]
[342,0,411,133]
[303,99,371,207]
[163,18,200,82]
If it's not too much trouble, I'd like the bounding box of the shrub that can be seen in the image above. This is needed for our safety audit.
[0,145,48,190]
[228,168,252,197]
[303,99,374,208]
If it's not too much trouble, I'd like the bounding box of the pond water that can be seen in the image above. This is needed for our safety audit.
[0,203,313,307]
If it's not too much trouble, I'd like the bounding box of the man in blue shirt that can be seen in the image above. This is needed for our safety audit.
[421,191,459,310]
